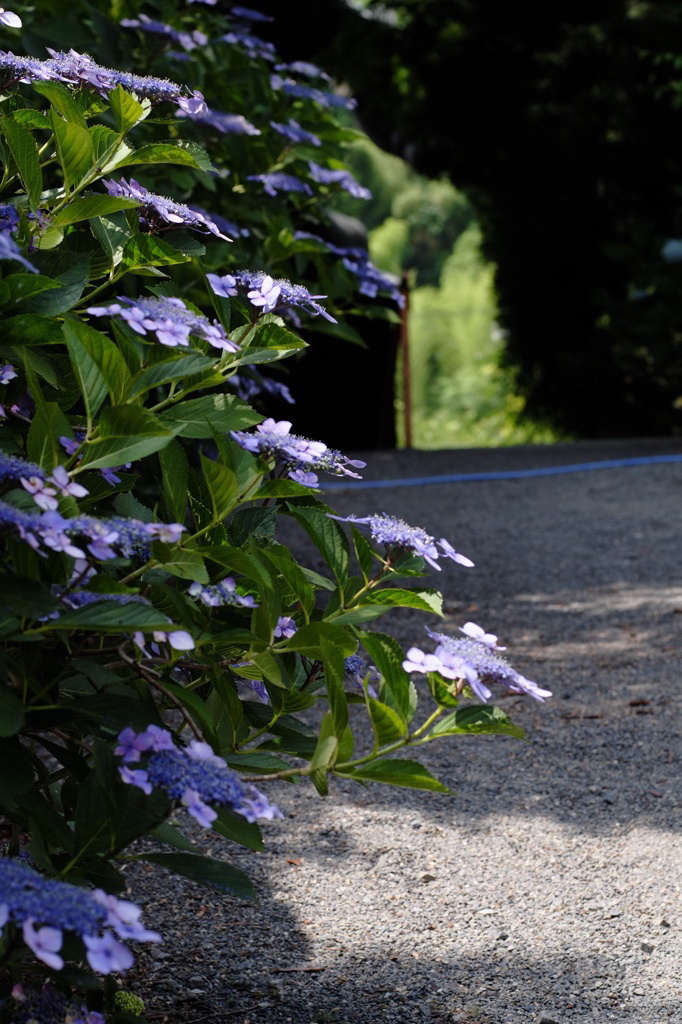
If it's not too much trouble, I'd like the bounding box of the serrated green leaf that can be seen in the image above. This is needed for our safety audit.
[26,400,72,467]
[121,234,192,270]
[428,704,527,740]
[364,587,444,615]
[283,621,356,660]
[259,544,315,617]
[47,601,171,632]
[158,439,190,522]
[1,116,42,209]
[359,630,414,723]
[63,318,130,408]
[128,352,217,398]
[366,697,407,746]
[89,212,132,270]
[151,822,197,853]
[352,524,374,580]
[159,394,261,438]
[52,195,140,227]
[17,255,90,315]
[2,274,60,308]
[252,479,316,499]
[50,110,94,190]
[349,758,448,792]
[33,80,87,128]
[286,504,349,582]
[152,544,208,583]
[201,455,238,519]
[111,140,214,173]
[79,405,173,469]
[109,84,151,132]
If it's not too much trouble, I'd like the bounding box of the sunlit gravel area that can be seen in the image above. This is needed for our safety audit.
[125,439,682,1024]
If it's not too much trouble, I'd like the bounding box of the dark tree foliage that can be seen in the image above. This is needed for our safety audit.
[258,0,682,437]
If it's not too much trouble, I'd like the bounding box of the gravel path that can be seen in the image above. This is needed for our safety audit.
[126,439,682,1024]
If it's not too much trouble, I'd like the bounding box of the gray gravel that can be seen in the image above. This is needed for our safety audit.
[125,439,682,1024]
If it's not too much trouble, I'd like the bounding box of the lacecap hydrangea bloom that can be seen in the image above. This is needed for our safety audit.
[328,512,474,571]
[116,726,282,828]
[188,576,258,609]
[208,269,336,322]
[231,418,365,487]
[0,859,160,974]
[87,295,236,352]
[102,178,229,240]
[402,622,552,703]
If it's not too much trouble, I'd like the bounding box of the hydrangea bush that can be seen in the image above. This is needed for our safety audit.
[0,2,549,1019]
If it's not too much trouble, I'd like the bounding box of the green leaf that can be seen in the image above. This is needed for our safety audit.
[48,601,171,632]
[17,255,90,315]
[121,234,192,271]
[89,212,132,270]
[111,140,214,173]
[364,588,444,615]
[26,400,72,468]
[33,80,87,128]
[366,697,407,746]
[0,116,42,209]
[150,822,197,853]
[159,394,261,438]
[50,110,94,190]
[80,405,173,469]
[152,544,208,583]
[158,439,190,522]
[65,318,131,404]
[428,704,527,740]
[200,455,238,520]
[427,672,460,708]
[320,632,349,736]
[211,807,264,852]
[128,352,217,398]
[0,576,58,619]
[51,195,141,227]
[63,321,120,419]
[226,751,292,774]
[286,503,349,582]
[109,85,151,132]
[349,758,449,792]
[359,630,414,723]
[2,274,60,308]
[284,621,356,660]
[352,525,374,580]
[136,852,255,898]
[259,544,315,617]
[0,684,25,737]
[252,479,317,499]
[197,544,274,594]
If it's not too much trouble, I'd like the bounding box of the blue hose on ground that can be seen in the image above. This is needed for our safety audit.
[320,454,682,492]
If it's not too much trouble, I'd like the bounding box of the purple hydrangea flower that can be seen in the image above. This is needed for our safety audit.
[271,118,321,147]
[116,726,282,827]
[0,859,158,975]
[231,418,365,487]
[219,31,276,61]
[0,228,38,272]
[187,577,258,609]
[208,269,336,323]
[120,14,208,52]
[270,73,357,110]
[177,104,260,135]
[87,295,236,352]
[295,231,405,307]
[402,624,552,703]
[274,615,297,638]
[344,654,379,698]
[308,162,372,200]
[0,50,53,87]
[230,371,294,405]
[247,171,312,197]
[231,5,273,22]
[103,178,229,240]
[41,49,207,114]
[328,513,473,572]
[0,9,22,27]
[275,61,331,83]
